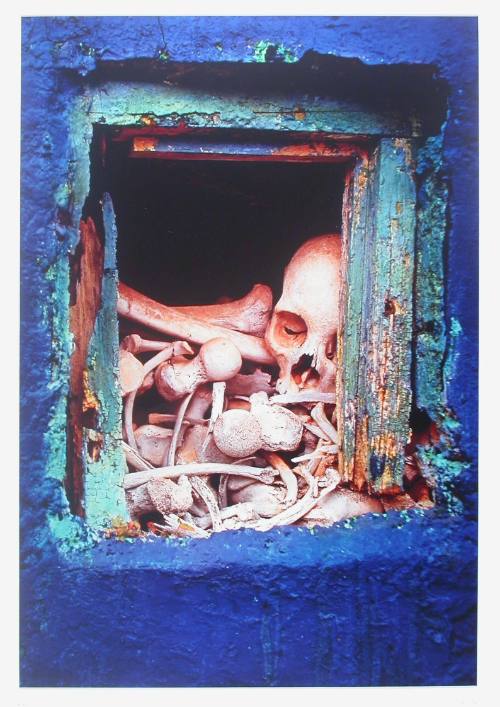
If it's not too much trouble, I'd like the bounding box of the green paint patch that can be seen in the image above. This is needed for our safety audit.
[253,40,298,63]
[48,513,99,556]
[417,444,467,515]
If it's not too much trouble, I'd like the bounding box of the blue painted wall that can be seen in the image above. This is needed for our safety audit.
[20,16,478,686]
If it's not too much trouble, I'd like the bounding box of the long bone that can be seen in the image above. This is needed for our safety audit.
[121,334,194,356]
[155,338,242,402]
[123,462,276,490]
[118,283,275,365]
[173,283,273,336]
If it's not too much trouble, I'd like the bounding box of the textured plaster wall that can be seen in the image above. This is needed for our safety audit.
[20,16,478,686]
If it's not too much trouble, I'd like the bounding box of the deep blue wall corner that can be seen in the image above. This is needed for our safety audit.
[20,16,478,687]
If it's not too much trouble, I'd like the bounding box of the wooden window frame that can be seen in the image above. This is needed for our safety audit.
[69,127,416,528]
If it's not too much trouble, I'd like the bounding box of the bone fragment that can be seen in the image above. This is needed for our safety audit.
[135,425,172,467]
[225,369,275,397]
[293,462,319,498]
[301,487,383,526]
[185,384,213,420]
[148,413,207,427]
[177,424,232,465]
[213,408,262,458]
[190,476,222,531]
[155,338,242,402]
[302,422,329,440]
[270,392,336,405]
[263,451,298,505]
[150,516,210,539]
[196,502,258,530]
[250,392,303,452]
[218,474,229,508]
[165,391,195,466]
[118,283,275,365]
[204,381,226,442]
[121,334,194,356]
[173,283,273,335]
[126,475,193,519]
[228,480,287,518]
[119,351,145,396]
[123,341,190,451]
[226,397,251,411]
[249,470,341,532]
[291,445,338,463]
[123,391,139,451]
[138,370,155,395]
[122,440,154,471]
[123,463,276,491]
[310,403,339,444]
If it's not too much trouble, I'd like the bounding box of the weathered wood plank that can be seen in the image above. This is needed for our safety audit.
[337,154,373,490]
[84,81,422,137]
[339,139,416,493]
[67,217,104,516]
[82,194,129,528]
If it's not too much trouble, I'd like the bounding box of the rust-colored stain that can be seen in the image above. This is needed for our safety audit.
[139,114,158,127]
[371,431,399,459]
[133,136,159,152]
[352,415,369,491]
[82,369,100,414]
[274,142,362,161]
[67,217,104,516]
[293,106,306,121]
[384,297,402,317]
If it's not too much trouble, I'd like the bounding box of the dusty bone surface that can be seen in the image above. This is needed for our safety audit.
[249,392,303,452]
[299,487,384,526]
[155,337,242,401]
[172,283,273,336]
[126,475,193,519]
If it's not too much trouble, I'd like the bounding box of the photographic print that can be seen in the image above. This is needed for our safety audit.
[20,15,478,687]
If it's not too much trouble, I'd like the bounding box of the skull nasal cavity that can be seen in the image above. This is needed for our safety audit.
[275,311,307,347]
[292,353,314,376]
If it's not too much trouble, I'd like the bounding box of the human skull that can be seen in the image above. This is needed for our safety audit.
[265,234,342,394]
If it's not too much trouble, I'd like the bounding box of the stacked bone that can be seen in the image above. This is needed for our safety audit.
[118,235,430,539]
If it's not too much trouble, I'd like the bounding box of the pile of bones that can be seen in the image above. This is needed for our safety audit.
[117,234,425,539]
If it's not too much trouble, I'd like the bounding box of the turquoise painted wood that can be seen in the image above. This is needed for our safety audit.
[83,81,421,137]
[83,195,128,528]
[339,139,416,493]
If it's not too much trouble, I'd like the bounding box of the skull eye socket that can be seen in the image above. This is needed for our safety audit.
[273,311,308,347]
